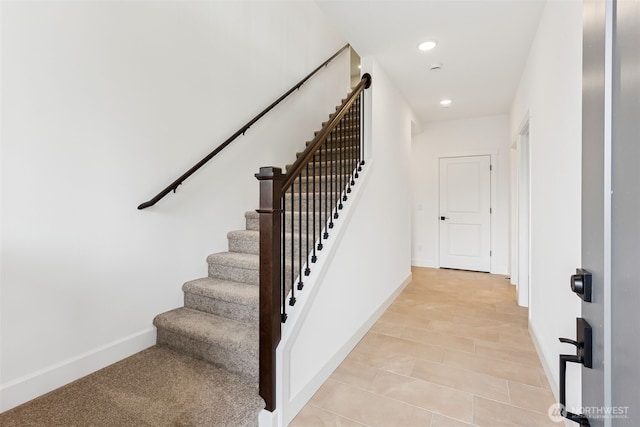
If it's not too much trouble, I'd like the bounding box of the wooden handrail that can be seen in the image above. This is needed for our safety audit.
[256,73,371,413]
[137,44,350,210]
[282,73,371,191]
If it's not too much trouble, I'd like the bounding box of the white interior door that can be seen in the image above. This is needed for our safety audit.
[439,155,491,272]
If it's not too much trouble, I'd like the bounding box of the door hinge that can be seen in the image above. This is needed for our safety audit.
[490,164,493,171]
[490,208,492,214]
[490,250,492,256]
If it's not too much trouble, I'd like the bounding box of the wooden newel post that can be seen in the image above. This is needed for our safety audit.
[255,166,284,412]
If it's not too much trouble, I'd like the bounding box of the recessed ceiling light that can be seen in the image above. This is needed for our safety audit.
[418,40,437,51]
[440,99,453,107]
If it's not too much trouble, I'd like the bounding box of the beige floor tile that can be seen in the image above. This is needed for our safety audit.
[370,370,474,423]
[444,350,541,387]
[499,329,538,349]
[474,340,542,368]
[473,396,559,427]
[298,268,554,427]
[311,379,433,427]
[425,319,502,343]
[538,369,554,391]
[508,381,557,414]
[289,404,366,426]
[329,360,380,390]
[430,414,477,427]
[410,358,509,403]
[401,326,475,353]
[362,332,445,363]
[346,347,416,376]
[369,320,405,337]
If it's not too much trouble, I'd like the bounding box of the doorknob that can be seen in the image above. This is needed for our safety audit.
[558,318,592,426]
[440,216,449,221]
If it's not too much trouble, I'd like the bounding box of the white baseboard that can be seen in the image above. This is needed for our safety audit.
[282,273,412,426]
[411,258,438,268]
[528,321,559,401]
[0,327,156,412]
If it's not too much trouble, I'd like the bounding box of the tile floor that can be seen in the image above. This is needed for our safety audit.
[290,267,560,427]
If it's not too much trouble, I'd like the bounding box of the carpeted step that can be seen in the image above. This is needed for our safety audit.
[154,308,259,383]
[246,210,333,233]
[284,191,346,212]
[296,147,359,162]
[290,172,353,189]
[207,250,307,290]
[183,277,258,324]
[227,230,260,255]
[208,252,259,285]
[286,159,359,175]
[228,229,313,259]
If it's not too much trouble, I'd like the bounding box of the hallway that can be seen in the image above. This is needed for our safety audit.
[291,267,558,426]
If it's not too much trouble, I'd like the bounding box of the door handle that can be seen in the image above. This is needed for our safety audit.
[440,216,449,221]
[558,318,592,427]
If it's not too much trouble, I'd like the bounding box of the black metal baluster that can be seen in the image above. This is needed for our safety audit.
[298,172,303,291]
[356,92,364,171]
[326,136,333,230]
[331,129,340,222]
[334,116,346,209]
[318,144,325,248]
[281,195,287,320]
[312,153,317,262]
[305,163,311,275]
[289,186,295,306]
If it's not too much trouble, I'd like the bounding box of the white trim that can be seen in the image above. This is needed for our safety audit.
[411,258,438,268]
[529,321,559,401]
[603,1,613,425]
[0,328,156,412]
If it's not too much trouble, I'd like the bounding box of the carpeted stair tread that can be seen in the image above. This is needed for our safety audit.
[154,307,258,349]
[183,277,258,307]
[207,251,259,270]
[183,277,259,324]
[228,230,259,255]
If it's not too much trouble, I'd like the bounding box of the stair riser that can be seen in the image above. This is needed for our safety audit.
[184,293,258,324]
[290,174,354,192]
[156,329,258,384]
[284,193,349,212]
[209,263,259,285]
[286,163,359,177]
[208,262,302,286]
[229,234,316,258]
[297,148,360,161]
[246,212,333,233]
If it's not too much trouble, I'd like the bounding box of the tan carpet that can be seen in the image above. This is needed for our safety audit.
[0,346,263,427]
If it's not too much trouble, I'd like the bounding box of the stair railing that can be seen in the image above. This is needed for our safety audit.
[137,44,350,210]
[256,73,371,412]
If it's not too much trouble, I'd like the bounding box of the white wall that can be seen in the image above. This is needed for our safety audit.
[276,58,413,426]
[411,115,510,275]
[0,1,348,411]
[509,0,583,408]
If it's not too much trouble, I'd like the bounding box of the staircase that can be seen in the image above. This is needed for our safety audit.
[152,96,362,425]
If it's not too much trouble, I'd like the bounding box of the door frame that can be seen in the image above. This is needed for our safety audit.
[511,115,531,308]
[437,150,496,273]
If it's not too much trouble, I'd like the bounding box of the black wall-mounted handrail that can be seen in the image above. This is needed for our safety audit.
[137,44,351,210]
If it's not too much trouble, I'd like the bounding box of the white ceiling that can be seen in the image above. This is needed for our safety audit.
[316,0,546,123]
